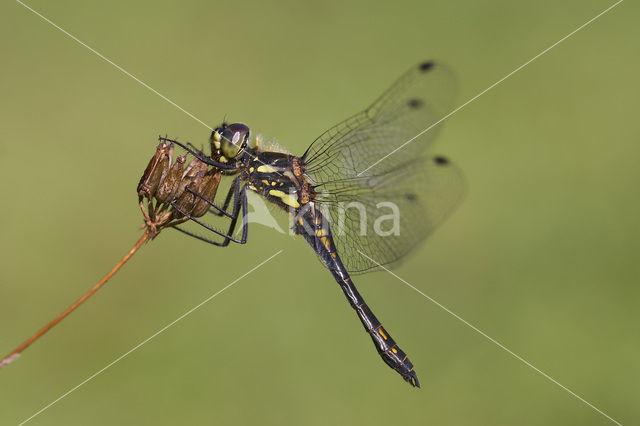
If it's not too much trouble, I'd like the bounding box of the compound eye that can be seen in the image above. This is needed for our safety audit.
[220,123,250,159]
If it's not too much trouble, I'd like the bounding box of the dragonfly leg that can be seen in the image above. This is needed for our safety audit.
[171,179,247,246]
[159,136,237,170]
[205,179,237,218]
[172,225,230,246]
[186,185,234,218]
[213,179,249,246]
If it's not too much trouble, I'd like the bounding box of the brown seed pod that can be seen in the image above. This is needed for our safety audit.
[155,155,186,204]
[173,171,203,218]
[137,141,170,200]
[137,138,222,238]
[191,170,221,218]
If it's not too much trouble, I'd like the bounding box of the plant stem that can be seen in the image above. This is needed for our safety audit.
[0,230,151,370]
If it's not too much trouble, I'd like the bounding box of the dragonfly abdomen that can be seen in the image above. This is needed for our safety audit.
[294,203,420,387]
[345,281,420,387]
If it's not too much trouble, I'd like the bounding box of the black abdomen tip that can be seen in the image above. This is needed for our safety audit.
[405,371,421,388]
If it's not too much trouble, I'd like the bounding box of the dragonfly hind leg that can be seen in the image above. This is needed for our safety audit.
[171,178,249,246]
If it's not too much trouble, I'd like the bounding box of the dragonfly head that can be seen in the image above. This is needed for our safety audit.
[211,122,251,161]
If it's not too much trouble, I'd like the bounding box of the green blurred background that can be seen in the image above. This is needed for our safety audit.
[1,0,638,424]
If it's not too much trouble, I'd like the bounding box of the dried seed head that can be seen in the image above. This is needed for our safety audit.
[191,170,221,218]
[155,155,186,204]
[183,155,209,180]
[137,142,171,200]
[173,171,204,218]
[137,138,221,238]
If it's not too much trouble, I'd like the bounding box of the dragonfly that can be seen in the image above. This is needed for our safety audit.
[164,60,464,387]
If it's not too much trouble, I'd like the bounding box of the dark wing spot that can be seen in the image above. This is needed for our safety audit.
[405,193,417,201]
[407,98,424,109]
[419,61,435,72]
[434,156,449,165]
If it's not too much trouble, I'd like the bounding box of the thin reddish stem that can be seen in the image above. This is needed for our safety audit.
[0,230,151,370]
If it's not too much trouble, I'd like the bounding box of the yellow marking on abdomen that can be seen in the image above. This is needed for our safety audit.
[268,189,300,208]
[315,228,328,237]
[320,236,331,250]
[257,164,278,173]
[391,347,398,354]
[378,327,388,340]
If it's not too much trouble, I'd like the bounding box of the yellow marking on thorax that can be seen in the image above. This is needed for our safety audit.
[257,164,278,173]
[315,228,328,237]
[249,167,255,173]
[261,179,270,185]
[268,189,300,208]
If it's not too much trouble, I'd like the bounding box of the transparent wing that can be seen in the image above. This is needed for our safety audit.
[304,61,462,273]
[314,156,464,273]
[302,60,456,175]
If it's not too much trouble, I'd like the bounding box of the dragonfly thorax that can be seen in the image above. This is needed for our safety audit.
[243,151,315,211]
